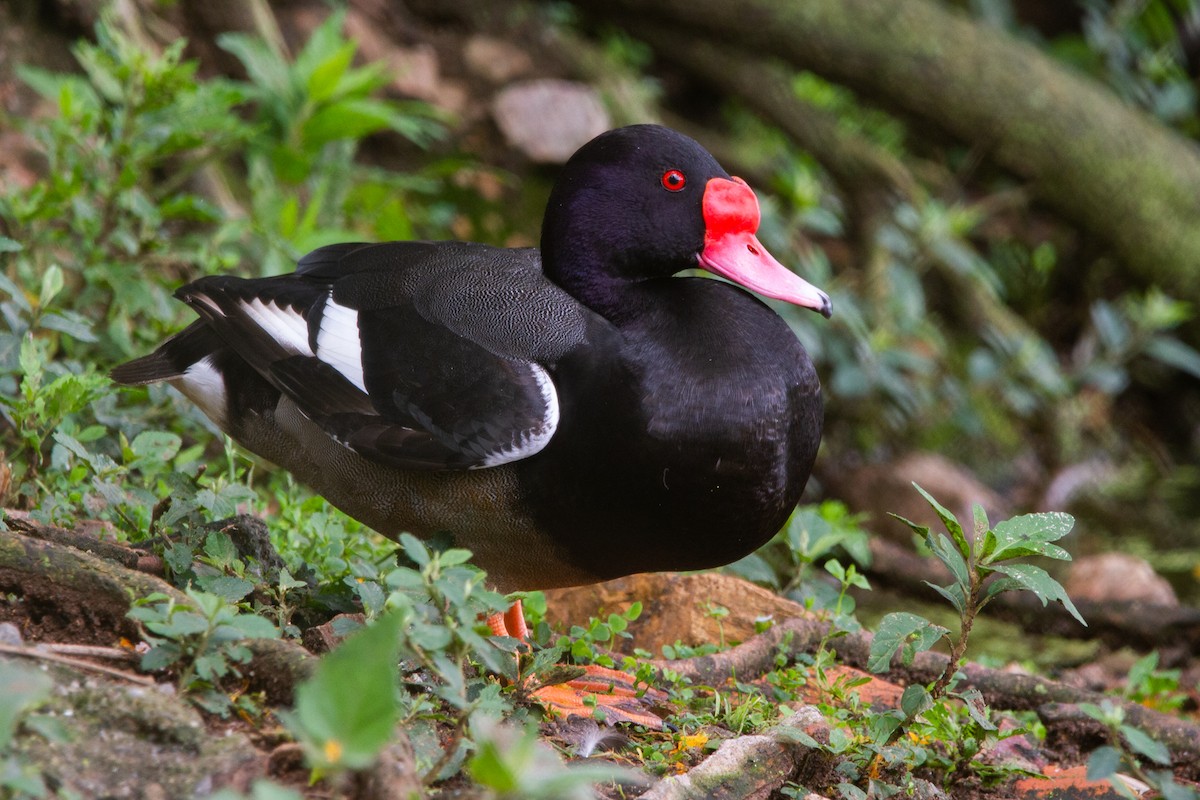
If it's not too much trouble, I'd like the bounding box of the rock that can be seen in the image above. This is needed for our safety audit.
[0,622,22,645]
[825,452,1008,547]
[10,660,265,797]
[492,79,609,163]
[464,35,533,83]
[543,572,811,656]
[1065,553,1178,607]
[636,707,832,800]
[342,11,468,114]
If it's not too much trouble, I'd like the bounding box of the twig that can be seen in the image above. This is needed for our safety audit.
[39,643,138,662]
[0,642,156,686]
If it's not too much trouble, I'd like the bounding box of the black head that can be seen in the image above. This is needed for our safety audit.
[540,124,830,318]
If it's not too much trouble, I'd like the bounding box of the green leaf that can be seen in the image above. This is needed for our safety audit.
[887,512,930,540]
[129,430,182,463]
[1127,651,1159,692]
[953,687,997,731]
[38,264,64,308]
[203,532,239,569]
[913,483,969,558]
[306,41,357,102]
[1145,335,1200,380]
[988,563,1087,626]
[928,532,970,590]
[984,511,1075,564]
[724,552,780,588]
[217,33,290,97]
[293,9,348,83]
[0,661,53,749]
[302,97,396,147]
[437,548,473,567]
[1087,745,1121,780]
[399,533,430,568]
[924,580,966,614]
[867,612,947,672]
[140,642,182,672]
[0,236,22,253]
[972,503,990,541]
[1120,725,1171,766]
[202,575,254,602]
[148,611,210,638]
[900,684,933,719]
[227,613,281,640]
[289,610,402,771]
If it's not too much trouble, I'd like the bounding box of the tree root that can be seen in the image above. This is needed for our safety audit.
[653,615,1200,778]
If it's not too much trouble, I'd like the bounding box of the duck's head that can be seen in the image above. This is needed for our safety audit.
[541,124,831,318]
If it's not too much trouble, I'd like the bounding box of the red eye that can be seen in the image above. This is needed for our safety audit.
[661,169,686,192]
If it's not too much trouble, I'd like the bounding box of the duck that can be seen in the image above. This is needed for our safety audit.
[112,124,830,641]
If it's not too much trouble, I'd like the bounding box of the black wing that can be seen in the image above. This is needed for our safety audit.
[176,241,592,469]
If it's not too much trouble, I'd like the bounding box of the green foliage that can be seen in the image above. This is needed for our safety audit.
[870,484,1083,688]
[729,501,872,611]
[1123,651,1188,713]
[1,10,249,360]
[207,781,303,800]
[216,9,449,275]
[811,485,1084,791]
[552,602,642,668]
[283,610,403,777]
[0,661,56,799]
[127,587,279,715]
[1082,699,1196,800]
[1053,0,1199,132]
[467,716,631,799]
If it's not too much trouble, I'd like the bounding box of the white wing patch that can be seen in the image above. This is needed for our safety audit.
[477,364,560,467]
[315,297,367,393]
[173,355,229,430]
[240,298,314,357]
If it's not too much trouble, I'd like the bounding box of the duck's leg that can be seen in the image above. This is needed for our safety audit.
[485,599,529,639]
[487,599,666,727]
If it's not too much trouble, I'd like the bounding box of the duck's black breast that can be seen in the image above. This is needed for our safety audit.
[516,277,822,579]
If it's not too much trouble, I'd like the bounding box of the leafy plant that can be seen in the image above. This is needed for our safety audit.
[1083,700,1195,800]
[552,602,642,668]
[869,483,1084,697]
[1,10,250,360]
[282,610,403,779]
[467,716,632,800]
[128,587,280,715]
[804,483,1087,791]
[729,500,872,608]
[1123,650,1188,713]
[217,9,449,275]
[0,661,56,799]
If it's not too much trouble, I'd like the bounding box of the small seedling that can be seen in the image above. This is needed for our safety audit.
[1082,700,1194,800]
[127,587,280,715]
[869,483,1084,698]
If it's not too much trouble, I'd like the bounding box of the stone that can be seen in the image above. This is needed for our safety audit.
[11,661,265,797]
[1065,553,1178,607]
[464,35,534,83]
[825,452,1008,547]
[492,79,609,163]
[543,572,811,656]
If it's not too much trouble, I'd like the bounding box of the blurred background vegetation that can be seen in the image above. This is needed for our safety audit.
[2,0,1197,598]
[3,0,1200,796]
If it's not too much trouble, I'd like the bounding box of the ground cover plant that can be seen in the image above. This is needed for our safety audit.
[1,2,1199,798]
